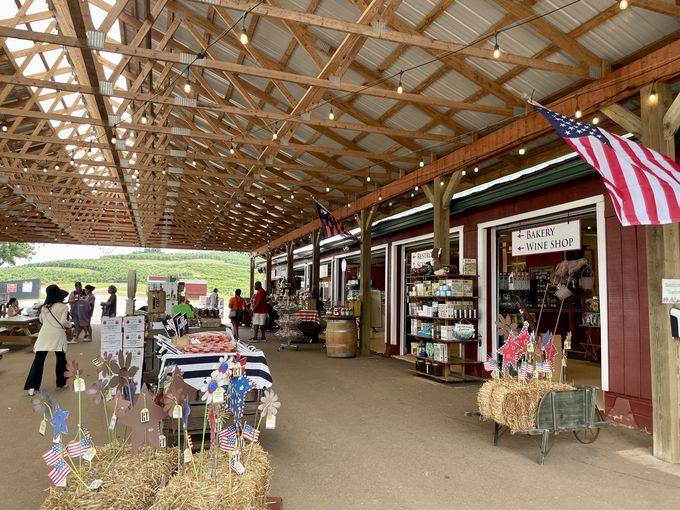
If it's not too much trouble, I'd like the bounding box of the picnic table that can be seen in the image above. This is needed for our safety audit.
[0,315,40,345]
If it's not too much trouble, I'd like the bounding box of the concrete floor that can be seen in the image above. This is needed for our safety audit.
[2,326,680,509]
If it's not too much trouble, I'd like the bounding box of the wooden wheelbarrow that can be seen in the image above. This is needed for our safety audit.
[467,385,608,464]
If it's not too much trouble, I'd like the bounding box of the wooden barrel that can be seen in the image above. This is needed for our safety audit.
[325,318,357,358]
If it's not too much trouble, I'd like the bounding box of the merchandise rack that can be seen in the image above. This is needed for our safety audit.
[406,272,482,383]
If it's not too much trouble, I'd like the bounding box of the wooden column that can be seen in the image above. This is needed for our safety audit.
[310,230,321,305]
[286,241,295,296]
[422,172,461,268]
[249,256,255,297]
[358,208,375,357]
[641,82,680,463]
[265,251,272,293]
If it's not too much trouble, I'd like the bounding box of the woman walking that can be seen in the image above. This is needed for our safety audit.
[228,289,246,341]
[24,284,72,395]
[68,282,88,343]
[81,285,95,341]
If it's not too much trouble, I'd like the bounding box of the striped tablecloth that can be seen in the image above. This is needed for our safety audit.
[293,310,320,324]
[158,341,273,389]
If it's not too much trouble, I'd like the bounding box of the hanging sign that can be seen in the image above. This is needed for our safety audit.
[512,220,581,256]
[320,264,329,279]
[410,249,432,268]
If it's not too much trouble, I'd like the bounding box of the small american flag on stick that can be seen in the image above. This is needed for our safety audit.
[218,430,236,452]
[42,444,64,466]
[67,437,91,458]
[48,459,71,486]
[242,424,260,443]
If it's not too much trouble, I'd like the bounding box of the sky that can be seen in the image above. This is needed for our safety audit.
[14,244,140,265]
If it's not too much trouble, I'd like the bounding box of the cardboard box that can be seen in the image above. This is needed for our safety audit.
[100,331,123,355]
[123,315,145,333]
[101,317,122,332]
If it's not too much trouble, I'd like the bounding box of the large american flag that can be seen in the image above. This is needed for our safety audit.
[314,200,359,242]
[534,103,680,226]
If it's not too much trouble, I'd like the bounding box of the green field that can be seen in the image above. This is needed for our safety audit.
[0,251,252,299]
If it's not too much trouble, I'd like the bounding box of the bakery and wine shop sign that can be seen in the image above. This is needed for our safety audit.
[512,220,581,256]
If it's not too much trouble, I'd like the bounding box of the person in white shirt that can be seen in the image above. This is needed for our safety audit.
[207,288,219,309]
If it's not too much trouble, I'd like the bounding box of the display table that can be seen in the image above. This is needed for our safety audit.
[0,316,40,345]
[324,316,357,358]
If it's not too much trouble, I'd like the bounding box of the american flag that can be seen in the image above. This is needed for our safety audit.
[225,424,237,438]
[48,459,71,486]
[42,444,64,466]
[526,362,534,375]
[67,437,91,458]
[314,200,359,242]
[218,430,236,452]
[242,424,260,443]
[483,359,497,372]
[538,361,553,374]
[519,361,528,379]
[534,103,680,226]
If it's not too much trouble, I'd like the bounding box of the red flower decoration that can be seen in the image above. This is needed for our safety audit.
[64,360,82,388]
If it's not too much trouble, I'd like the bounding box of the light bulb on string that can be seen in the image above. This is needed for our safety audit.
[397,72,404,94]
[414,185,419,191]
[440,179,444,186]
[592,116,600,125]
[648,81,658,105]
[462,169,467,176]
[474,166,479,173]
[240,13,249,45]
[229,145,236,155]
[518,145,526,156]
[1,124,7,133]
[493,32,501,59]
[574,94,582,118]
[328,107,335,120]
[325,186,330,192]
[272,131,278,141]
[183,81,191,94]
[378,193,382,201]
[141,112,148,125]
[55,164,60,171]
[419,158,424,168]
[619,0,628,9]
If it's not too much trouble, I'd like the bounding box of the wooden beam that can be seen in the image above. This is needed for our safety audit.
[640,81,680,463]
[199,0,589,77]
[600,103,641,136]
[358,206,375,357]
[663,91,680,140]
[252,38,680,255]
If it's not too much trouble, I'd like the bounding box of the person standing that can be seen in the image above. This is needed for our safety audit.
[207,288,219,310]
[68,282,88,343]
[100,285,117,318]
[228,289,245,341]
[81,285,95,341]
[251,281,268,342]
[24,284,72,395]
[6,297,22,317]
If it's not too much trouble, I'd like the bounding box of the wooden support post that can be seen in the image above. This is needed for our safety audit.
[310,230,321,306]
[358,208,375,357]
[249,256,255,298]
[641,82,680,463]
[422,171,461,268]
[265,251,273,293]
[286,241,295,296]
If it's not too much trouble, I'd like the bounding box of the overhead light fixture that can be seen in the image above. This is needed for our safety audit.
[397,72,404,94]
[474,166,479,173]
[388,201,393,207]
[272,131,278,141]
[493,32,501,59]
[366,175,371,183]
[619,0,628,9]
[592,116,600,125]
[410,192,415,197]
[575,94,582,119]
[518,146,526,156]
[419,158,424,168]
[23,166,27,172]
[55,164,60,171]
[325,186,330,192]
[440,179,444,186]
[462,169,467,176]
[1,124,7,133]
[378,193,382,201]
[111,135,117,144]
[141,112,148,124]
[229,145,235,155]
[328,107,335,120]
[183,81,191,94]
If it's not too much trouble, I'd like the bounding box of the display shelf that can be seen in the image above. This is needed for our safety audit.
[406,333,478,344]
[406,315,478,322]
[407,273,479,280]
[416,355,479,365]
[408,295,478,300]
[408,369,482,383]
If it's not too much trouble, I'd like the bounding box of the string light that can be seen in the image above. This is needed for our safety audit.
[619,0,628,9]
[240,13,249,45]
[328,107,335,120]
[272,131,278,141]
[378,193,382,201]
[55,164,60,171]
[462,169,467,176]
[1,123,7,133]
[183,68,191,94]
[414,185,419,191]
[141,112,148,125]
[229,145,236,155]
[388,201,393,207]
[419,158,425,168]
[23,166,27,172]
[592,116,600,125]
[518,145,526,156]
[440,179,444,186]
[397,72,404,94]
[325,186,330,192]
[474,166,479,173]
[648,81,658,105]
[575,94,582,118]
[493,32,501,59]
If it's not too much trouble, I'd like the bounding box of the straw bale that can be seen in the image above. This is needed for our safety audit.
[150,444,272,510]
[41,442,176,510]
[477,379,575,431]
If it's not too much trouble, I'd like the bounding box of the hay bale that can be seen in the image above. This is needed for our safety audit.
[477,380,575,431]
[41,442,176,510]
[150,444,272,510]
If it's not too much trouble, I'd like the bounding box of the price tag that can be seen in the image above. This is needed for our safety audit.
[73,377,86,393]
[159,435,167,448]
[83,447,97,462]
[55,477,67,487]
[39,419,47,436]
[527,342,534,353]
[172,404,182,419]
[212,387,224,403]
[140,408,150,423]
[230,457,245,475]
[183,447,192,464]
[87,479,103,490]
[108,414,117,430]
[265,414,276,430]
